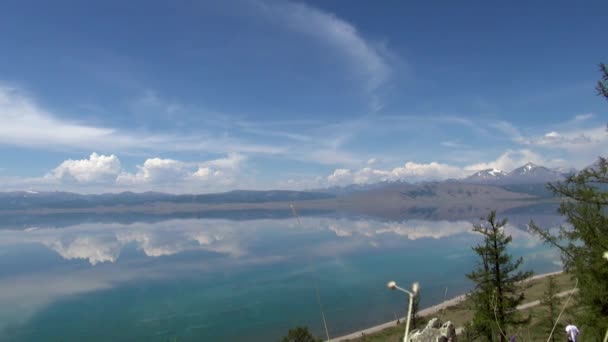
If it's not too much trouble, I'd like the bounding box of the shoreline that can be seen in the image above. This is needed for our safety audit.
[329,270,563,341]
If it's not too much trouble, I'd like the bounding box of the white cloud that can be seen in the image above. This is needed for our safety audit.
[464,149,559,172]
[190,154,245,186]
[0,84,284,155]
[492,116,607,168]
[512,123,607,167]
[48,153,122,183]
[192,167,215,180]
[0,85,121,149]
[327,168,353,185]
[0,152,247,192]
[118,158,187,184]
[199,153,245,171]
[521,127,606,150]
[114,154,244,188]
[256,0,391,108]
[571,113,594,123]
[190,167,235,186]
[327,161,466,185]
[389,162,466,180]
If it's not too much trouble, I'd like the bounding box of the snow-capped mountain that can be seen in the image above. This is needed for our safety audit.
[507,162,563,183]
[509,162,536,176]
[464,162,566,185]
[465,168,508,183]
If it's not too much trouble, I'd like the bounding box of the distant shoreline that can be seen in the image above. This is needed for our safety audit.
[329,270,563,342]
[0,183,554,223]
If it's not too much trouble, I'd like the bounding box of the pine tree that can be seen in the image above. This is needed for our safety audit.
[529,63,608,339]
[596,63,608,100]
[467,236,495,342]
[467,211,533,342]
[530,158,608,338]
[540,275,562,342]
[280,326,322,342]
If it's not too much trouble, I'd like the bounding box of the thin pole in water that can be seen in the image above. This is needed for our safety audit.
[290,203,330,341]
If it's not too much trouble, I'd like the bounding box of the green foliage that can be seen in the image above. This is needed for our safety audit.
[467,211,533,342]
[597,63,608,100]
[539,276,563,342]
[280,326,322,342]
[530,157,608,339]
[460,321,478,342]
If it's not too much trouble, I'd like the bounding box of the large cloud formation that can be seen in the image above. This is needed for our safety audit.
[33,152,246,192]
[49,153,122,183]
[327,161,467,186]
[117,158,188,184]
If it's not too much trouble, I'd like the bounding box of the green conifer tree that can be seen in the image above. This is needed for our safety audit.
[467,211,533,342]
[280,326,322,342]
[530,158,608,338]
[540,275,563,342]
[530,63,608,339]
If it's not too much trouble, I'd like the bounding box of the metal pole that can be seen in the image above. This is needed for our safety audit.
[404,292,414,342]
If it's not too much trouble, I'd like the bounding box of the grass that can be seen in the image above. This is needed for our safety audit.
[512,298,582,341]
[341,272,578,342]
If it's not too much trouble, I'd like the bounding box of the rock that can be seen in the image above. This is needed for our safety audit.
[409,318,456,342]
[427,318,442,329]
[440,321,456,339]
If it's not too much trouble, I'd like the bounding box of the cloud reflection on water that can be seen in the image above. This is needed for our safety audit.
[0,216,547,265]
[0,215,557,335]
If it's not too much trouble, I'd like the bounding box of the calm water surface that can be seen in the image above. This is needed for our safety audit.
[0,210,562,341]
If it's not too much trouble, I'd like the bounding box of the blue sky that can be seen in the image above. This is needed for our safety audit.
[0,0,606,193]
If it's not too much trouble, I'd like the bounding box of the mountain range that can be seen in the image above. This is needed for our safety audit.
[462,162,572,185]
[0,162,579,215]
[0,190,335,211]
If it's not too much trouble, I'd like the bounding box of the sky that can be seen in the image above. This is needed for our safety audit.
[0,0,606,193]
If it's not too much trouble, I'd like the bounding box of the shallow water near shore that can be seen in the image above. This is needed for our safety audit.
[0,210,563,341]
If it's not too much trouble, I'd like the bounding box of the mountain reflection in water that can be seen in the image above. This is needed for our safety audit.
[0,211,562,341]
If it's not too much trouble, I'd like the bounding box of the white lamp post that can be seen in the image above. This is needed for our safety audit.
[387,280,419,342]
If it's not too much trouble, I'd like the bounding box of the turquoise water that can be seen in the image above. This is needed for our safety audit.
[0,211,562,341]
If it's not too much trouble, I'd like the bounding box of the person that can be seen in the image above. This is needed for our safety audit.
[565,321,580,342]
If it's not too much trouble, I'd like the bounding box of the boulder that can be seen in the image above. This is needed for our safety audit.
[440,321,457,339]
[409,318,456,342]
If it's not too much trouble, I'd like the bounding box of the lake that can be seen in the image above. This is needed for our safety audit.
[0,209,563,341]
